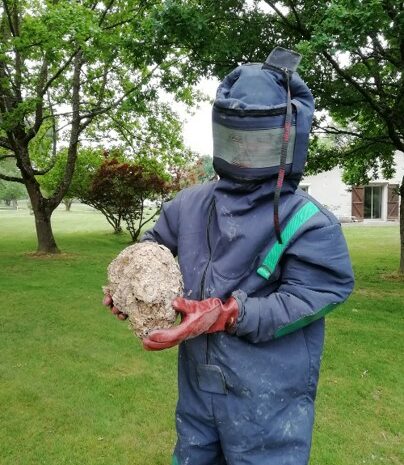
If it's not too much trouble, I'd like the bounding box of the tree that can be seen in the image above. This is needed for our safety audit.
[39,147,106,212]
[0,0,201,254]
[0,157,26,207]
[154,0,404,272]
[0,178,25,207]
[81,157,175,241]
[179,154,217,188]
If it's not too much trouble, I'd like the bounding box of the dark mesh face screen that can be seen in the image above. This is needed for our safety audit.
[212,123,295,169]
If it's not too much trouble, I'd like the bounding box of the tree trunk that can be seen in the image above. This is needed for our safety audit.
[64,198,73,211]
[34,207,60,254]
[400,176,404,274]
[26,180,60,254]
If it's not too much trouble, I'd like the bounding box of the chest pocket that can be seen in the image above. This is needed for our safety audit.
[213,250,262,281]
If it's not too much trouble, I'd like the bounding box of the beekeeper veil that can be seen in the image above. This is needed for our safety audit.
[212,47,315,242]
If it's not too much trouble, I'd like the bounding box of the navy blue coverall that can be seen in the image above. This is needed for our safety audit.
[142,178,354,465]
[142,62,355,465]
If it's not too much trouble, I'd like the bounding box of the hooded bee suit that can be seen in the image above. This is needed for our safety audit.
[142,53,354,465]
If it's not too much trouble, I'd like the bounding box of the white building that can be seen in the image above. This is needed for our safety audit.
[300,152,403,222]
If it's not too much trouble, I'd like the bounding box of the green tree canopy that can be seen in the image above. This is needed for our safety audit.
[0,157,26,205]
[157,0,403,159]
[0,0,200,253]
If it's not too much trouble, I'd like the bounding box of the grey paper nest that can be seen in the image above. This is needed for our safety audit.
[103,242,183,338]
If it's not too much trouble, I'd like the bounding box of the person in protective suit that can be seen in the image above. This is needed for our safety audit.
[106,48,354,465]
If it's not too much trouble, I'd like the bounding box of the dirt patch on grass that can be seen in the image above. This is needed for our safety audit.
[381,272,404,283]
[355,286,404,300]
[24,251,79,260]
[355,288,385,298]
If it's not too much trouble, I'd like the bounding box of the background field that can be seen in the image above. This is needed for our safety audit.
[0,207,403,465]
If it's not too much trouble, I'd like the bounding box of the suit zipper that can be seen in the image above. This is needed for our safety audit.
[200,199,215,365]
[200,198,215,300]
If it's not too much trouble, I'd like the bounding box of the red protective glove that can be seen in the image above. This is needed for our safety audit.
[143,296,239,351]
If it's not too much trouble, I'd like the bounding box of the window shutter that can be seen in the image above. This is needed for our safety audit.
[387,184,399,220]
[351,186,364,220]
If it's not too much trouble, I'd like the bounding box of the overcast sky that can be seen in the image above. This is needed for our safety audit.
[181,77,219,157]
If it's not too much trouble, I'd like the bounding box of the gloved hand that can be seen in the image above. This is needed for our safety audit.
[143,296,239,351]
[102,294,128,320]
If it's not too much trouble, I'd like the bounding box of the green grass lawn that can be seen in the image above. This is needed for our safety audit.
[0,208,403,465]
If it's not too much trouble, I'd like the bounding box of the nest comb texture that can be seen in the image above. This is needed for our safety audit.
[103,242,183,338]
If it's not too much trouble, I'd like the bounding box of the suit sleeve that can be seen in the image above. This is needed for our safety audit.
[140,191,182,256]
[233,222,354,343]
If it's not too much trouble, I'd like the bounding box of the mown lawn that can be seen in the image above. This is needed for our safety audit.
[0,208,403,465]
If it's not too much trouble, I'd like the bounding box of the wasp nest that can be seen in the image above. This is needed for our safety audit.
[103,242,183,338]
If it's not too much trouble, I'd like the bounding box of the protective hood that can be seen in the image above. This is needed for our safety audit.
[212,62,314,184]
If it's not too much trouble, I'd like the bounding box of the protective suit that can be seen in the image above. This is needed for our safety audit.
[142,53,354,465]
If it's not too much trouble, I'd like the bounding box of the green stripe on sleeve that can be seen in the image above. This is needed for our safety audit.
[274,303,339,338]
[257,201,320,280]
[172,455,179,465]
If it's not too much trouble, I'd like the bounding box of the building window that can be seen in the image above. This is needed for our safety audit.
[364,185,382,219]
